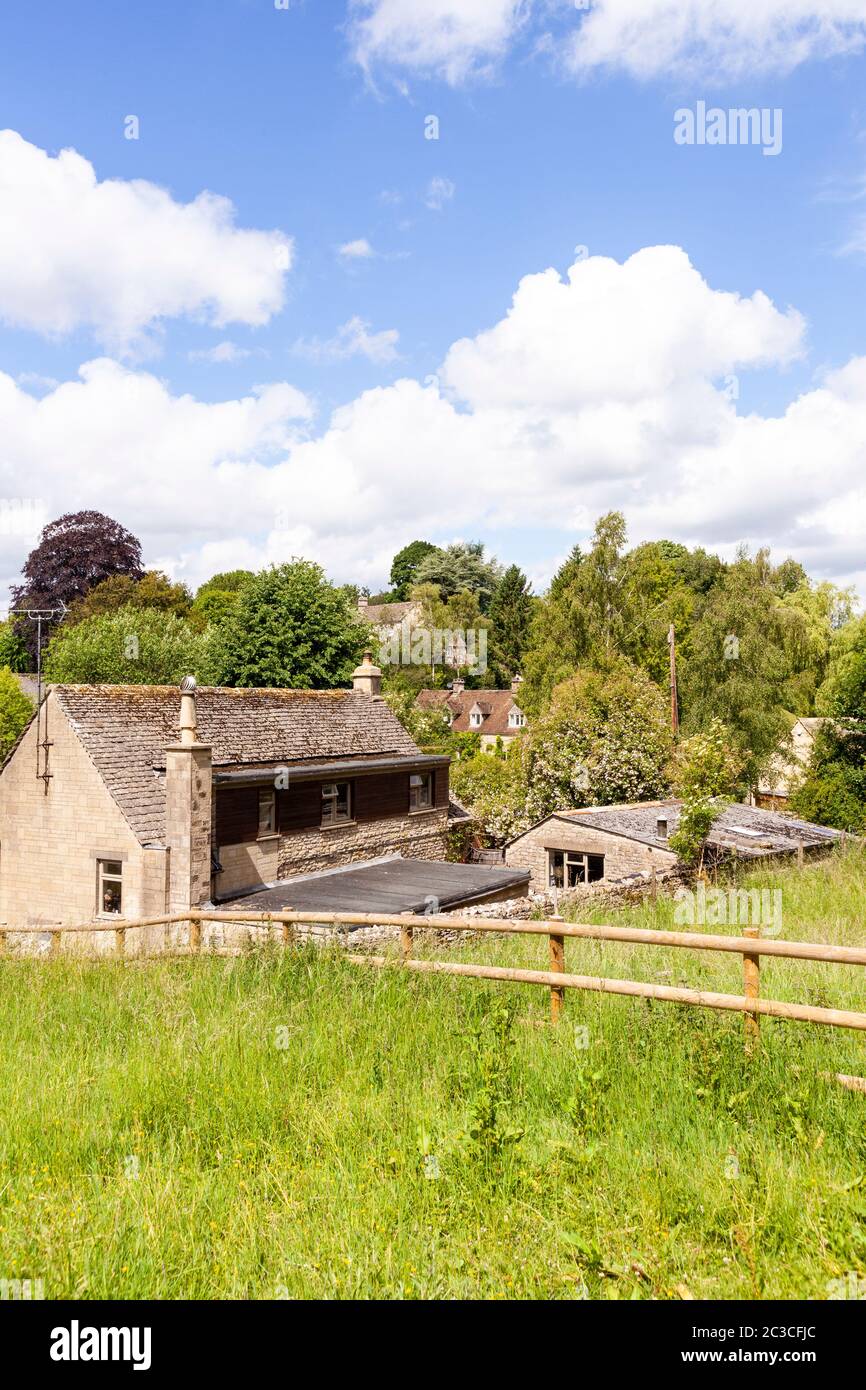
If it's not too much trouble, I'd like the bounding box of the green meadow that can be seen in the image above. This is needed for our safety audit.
[1,847,865,1300]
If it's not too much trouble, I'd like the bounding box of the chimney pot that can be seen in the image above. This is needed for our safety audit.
[352,649,382,697]
[179,675,198,745]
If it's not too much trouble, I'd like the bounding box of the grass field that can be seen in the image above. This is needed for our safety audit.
[1,847,865,1300]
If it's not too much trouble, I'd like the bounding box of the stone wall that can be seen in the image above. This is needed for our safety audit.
[0,693,166,946]
[505,817,679,887]
[214,808,449,898]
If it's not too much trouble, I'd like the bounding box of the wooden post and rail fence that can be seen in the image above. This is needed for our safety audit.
[2,906,866,1054]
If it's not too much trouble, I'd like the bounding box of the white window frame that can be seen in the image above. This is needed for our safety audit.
[508,708,526,728]
[409,771,434,813]
[97,858,124,916]
[548,849,605,889]
[322,781,353,827]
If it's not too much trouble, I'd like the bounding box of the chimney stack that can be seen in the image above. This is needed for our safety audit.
[352,650,382,698]
[357,595,368,609]
[451,676,465,697]
[511,673,524,695]
[165,677,213,913]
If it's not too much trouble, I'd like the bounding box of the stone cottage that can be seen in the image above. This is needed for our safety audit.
[504,799,843,889]
[0,654,453,931]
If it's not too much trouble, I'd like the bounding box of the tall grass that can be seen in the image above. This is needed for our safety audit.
[0,848,864,1300]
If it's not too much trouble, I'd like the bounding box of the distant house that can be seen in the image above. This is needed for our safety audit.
[416,675,528,752]
[504,799,843,889]
[358,595,423,643]
[753,717,829,809]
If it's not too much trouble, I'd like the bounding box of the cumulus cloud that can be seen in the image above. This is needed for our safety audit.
[565,0,866,81]
[2,246,866,603]
[348,0,866,83]
[0,130,292,352]
[348,0,525,83]
[293,316,400,364]
[337,238,375,260]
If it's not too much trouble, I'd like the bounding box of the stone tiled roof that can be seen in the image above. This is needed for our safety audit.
[51,685,423,846]
[358,600,420,626]
[416,687,525,737]
[536,799,843,857]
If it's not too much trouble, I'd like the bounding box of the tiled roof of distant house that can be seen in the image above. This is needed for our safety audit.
[358,600,419,626]
[416,686,526,738]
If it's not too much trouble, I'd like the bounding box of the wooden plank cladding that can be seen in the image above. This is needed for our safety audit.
[215,763,449,845]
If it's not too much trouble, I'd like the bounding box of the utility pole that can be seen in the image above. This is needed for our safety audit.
[668,623,680,736]
[7,602,66,791]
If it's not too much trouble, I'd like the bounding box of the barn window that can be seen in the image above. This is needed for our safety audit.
[548,850,604,889]
[409,771,433,812]
[97,859,123,915]
[322,781,352,826]
[258,788,277,836]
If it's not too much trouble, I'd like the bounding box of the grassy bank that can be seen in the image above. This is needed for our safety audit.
[1,847,865,1300]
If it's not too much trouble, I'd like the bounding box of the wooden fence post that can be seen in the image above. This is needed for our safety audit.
[115,927,126,958]
[50,925,62,958]
[189,916,202,954]
[743,924,761,1054]
[0,927,6,957]
[549,914,565,1023]
[400,916,414,962]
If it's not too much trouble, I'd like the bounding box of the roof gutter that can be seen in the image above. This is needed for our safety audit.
[213,753,450,788]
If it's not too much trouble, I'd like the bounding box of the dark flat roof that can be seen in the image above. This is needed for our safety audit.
[218,858,530,916]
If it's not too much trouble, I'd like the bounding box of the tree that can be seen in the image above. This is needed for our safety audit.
[413,541,503,612]
[11,511,143,662]
[668,719,745,868]
[679,548,807,787]
[521,513,632,714]
[789,615,866,831]
[0,622,28,673]
[0,668,34,759]
[65,571,193,627]
[488,565,534,681]
[43,607,209,685]
[526,663,673,815]
[389,541,438,600]
[208,561,367,688]
[192,570,255,626]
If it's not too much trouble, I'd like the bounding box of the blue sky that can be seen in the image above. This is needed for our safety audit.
[1,0,866,602]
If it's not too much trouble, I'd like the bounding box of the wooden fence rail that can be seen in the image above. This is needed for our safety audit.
[1,907,865,1051]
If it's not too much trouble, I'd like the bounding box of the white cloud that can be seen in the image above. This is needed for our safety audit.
[293,316,400,364]
[0,130,292,352]
[337,238,375,260]
[566,0,866,81]
[348,0,866,83]
[188,341,255,364]
[3,246,866,604]
[348,0,526,83]
[425,176,456,211]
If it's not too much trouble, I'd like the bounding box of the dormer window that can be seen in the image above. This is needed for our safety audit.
[508,707,526,729]
[469,707,483,728]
